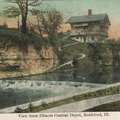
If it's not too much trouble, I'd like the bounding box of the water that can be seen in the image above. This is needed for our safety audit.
[0,66,120,109]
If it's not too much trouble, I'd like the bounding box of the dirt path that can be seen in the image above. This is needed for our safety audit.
[40,94,120,113]
[50,53,85,72]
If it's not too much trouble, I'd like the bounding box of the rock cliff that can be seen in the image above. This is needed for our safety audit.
[0,45,58,79]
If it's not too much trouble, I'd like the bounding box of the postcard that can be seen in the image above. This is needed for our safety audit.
[0,0,120,120]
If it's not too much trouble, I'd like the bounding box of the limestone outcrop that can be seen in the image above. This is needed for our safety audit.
[0,45,58,79]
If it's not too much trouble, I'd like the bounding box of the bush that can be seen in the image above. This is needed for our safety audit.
[14,107,23,113]
[22,85,120,113]
[2,22,8,28]
[0,29,51,55]
[41,101,46,107]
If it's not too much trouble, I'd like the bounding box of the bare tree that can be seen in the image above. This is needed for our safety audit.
[16,0,29,34]
[3,6,20,30]
[31,8,63,45]
[3,0,41,34]
[30,9,45,37]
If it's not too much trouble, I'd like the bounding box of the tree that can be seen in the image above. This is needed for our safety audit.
[3,6,20,30]
[29,9,45,37]
[2,22,8,28]
[3,0,41,34]
[31,8,63,46]
[15,0,29,34]
[16,0,41,34]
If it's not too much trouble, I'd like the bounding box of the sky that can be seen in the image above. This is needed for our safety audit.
[0,0,120,39]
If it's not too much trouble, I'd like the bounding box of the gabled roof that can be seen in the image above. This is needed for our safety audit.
[67,14,111,25]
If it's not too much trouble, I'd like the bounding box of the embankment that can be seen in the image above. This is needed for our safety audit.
[0,45,58,79]
[0,29,58,79]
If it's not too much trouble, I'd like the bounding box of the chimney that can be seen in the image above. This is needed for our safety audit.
[88,9,92,15]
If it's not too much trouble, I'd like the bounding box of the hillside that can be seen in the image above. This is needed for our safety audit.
[0,28,58,79]
[0,28,120,79]
[58,42,120,69]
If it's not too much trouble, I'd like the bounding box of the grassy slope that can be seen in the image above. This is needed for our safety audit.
[0,28,50,54]
[58,43,93,66]
[59,42,120,68]
[21,85,120,113]
[1,28,120,67]
[85,101,120,111]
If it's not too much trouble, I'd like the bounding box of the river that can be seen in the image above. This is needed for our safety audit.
[0,66,120,110]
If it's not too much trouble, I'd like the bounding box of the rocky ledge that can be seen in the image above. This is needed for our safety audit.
[0,45,58,79]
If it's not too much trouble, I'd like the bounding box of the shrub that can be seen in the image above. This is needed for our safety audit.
[2,22,8,28]
[41,101,46,107]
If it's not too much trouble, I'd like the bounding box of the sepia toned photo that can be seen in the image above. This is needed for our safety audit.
[0,0,120,118]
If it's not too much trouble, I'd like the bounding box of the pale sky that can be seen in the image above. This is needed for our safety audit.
[0,0,120,39]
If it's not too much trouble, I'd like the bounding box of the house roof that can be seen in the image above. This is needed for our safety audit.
[66,14,110,24]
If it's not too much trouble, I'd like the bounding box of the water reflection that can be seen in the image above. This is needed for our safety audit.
[17,66,120,84]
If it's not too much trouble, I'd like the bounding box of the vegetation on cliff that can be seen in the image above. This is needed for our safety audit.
[0,27,58,78]
[3,1,63,47]
[0,28,50,54]
[0,1,120,75]
[58,42,120,68]
[0,24,120,74]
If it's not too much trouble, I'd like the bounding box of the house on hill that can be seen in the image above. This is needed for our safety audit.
[66,9,111,43]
